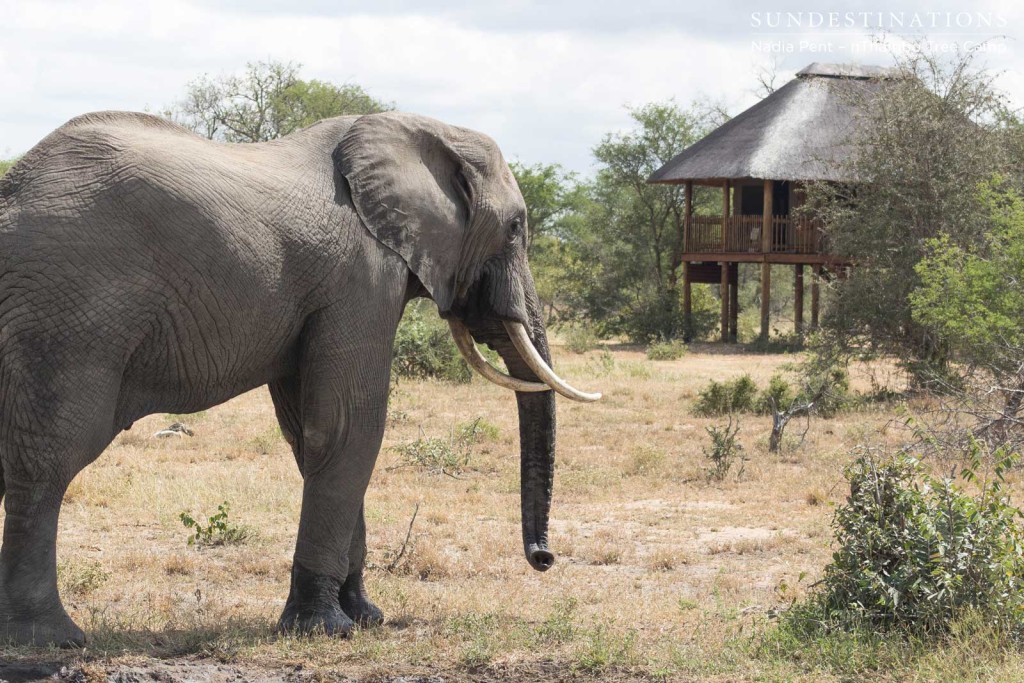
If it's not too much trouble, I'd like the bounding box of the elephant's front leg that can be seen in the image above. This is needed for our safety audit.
[270,389,386,632]
[337,504,384,627]
[273,306,397,637]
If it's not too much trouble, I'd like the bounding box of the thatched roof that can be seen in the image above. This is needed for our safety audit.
[649,62,898,185]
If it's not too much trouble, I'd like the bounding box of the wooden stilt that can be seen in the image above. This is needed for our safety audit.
[720,262,729,343]
[760,179,774,341]
[794,264,804,337]
[729,263,739,342]
[760,264,771,341]
[811,264,821,330]
[721,180,731,251]
[684,180,693,253]
[683,262,693,342]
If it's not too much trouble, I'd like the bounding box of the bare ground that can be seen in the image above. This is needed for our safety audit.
[0,344,921,681]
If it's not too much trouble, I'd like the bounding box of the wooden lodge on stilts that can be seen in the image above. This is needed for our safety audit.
[648,62,894,342]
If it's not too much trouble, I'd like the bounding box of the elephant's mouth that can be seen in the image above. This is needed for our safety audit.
[448,319,600,402]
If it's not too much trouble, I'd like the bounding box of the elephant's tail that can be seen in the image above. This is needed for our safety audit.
[0,458,5,505]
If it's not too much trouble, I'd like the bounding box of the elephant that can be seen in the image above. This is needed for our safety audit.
[0,110,600,646]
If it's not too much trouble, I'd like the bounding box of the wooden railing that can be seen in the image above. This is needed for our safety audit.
[687,215,824,255]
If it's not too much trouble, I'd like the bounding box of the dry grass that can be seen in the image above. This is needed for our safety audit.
[0,343,1007,681]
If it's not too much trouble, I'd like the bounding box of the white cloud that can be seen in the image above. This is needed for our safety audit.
[0,0,1021,171]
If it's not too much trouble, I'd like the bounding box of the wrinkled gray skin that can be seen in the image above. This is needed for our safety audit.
[0,111,557,646]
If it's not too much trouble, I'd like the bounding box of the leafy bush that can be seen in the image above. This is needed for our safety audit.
[692,374,758,416]
[179,501,254,547]
[756,374,796,415]
[748,331,805,353]
[703,418,745,481]
[457,417,501,444]
[563,324,600,354]
[391,421,492,476]
[392,300,471,383]
[802,365,851,418]
[783,447,1024,637]
[646,340,687,361]
[616,284,718,344]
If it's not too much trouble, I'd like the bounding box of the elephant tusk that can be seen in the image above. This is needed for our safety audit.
[448,320,550,393]
[503,322,602,403]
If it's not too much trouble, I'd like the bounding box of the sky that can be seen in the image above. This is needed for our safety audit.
[1,0,1022,174]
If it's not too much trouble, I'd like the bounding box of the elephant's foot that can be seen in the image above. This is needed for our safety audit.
[338,571,384,627]
[276,563,353,638]
[0,610,85,648]
[0,557,85,648]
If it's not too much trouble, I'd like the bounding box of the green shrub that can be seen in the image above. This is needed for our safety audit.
[803,366,851,418]
[756,374,796,415]
[748,331,805,353]
[563,324,600,354]
[617,284,717,344]
[796,343,853,417]
[456,417,501,443]
[783,447,1024,637]
[179,501,254,547]
[646,339,687,361]
[692,381,731,416]
[391,423,484,476]
[392,300,471,383]
[703,418,745,481]
[692,374,757,416]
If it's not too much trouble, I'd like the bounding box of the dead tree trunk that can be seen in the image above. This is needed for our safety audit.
[768,383,829,453]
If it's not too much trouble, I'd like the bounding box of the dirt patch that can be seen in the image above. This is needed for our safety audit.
[0,660,652,683]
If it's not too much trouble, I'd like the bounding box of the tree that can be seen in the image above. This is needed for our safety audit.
[166,60,392,142]
[0,158,16,177]
[509,162,587,319]
[554,100,726,342]
[508,161,582,251]
[911,180,1024,444]
[806,47,1020,382]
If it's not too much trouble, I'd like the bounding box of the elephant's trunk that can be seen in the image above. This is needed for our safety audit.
[498,335,556,571]
[478,288,557,572]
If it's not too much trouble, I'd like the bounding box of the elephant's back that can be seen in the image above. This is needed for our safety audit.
[0,112,321,371]
[0,111,315,266]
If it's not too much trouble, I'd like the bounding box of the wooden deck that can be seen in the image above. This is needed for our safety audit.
[687,214,826,257]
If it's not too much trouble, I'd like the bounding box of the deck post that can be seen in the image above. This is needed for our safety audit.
[762,179,773,252]
[684,180,693,254]
[720,261,729,343]
[760,179,774,341]
[811,264,821,330]
[729,263,739,342]
[683,262,692,341]
[721,180,731,251]
[794,264,804,337]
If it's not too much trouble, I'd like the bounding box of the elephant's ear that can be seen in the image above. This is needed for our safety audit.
[335,112,474,314]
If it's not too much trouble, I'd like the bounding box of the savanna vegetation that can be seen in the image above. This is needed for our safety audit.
[5,49,1024,681]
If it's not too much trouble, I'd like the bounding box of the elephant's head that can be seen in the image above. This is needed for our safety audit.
[336,112,599,571]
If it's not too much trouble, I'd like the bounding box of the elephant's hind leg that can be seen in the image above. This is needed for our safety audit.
[0,477,83,647]
[0,368,121,647]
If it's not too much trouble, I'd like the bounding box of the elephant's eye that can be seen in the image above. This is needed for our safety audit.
[508,217,524,243]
